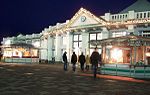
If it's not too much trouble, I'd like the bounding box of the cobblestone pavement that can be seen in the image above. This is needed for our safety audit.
[0,63,150,95]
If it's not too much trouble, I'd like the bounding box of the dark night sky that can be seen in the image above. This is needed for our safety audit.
[0,0,146,43]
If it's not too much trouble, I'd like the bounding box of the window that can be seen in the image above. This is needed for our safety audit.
[137,13,139,19]
[89,32,102,48]
[73,34,82,55]
[79,35,82,40]
[79,42,82,48]
[112,31,127,38]
[90,34,96,40]
[74,35,78,41]
[26,40,32,44]
[73,42,78,48]
[142,31,150,37]
[73,34,82,48]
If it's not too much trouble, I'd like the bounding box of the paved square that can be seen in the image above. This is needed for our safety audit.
[0,63,150,95]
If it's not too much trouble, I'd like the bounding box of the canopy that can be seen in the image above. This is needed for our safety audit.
[90,36,150,46]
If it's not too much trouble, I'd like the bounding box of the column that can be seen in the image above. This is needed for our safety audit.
[40,37,48,62]
[47,35,53,63]
[52,37,55,61]
[55,33,62,62]
[39,38,42,61]
[82,32,89,55]
[66,31,73,62]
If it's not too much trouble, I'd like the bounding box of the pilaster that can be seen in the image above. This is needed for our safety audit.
[40,37,48,62]
[102,27,109,39]
[55,33,63,62]
[47,35,53,63]
[66,31,73,62]
[128,10,135,19]
[104,13,111,21]
[81,32,89,55]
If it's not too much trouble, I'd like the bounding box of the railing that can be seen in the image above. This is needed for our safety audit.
[100,64,150,79]
[4,57,39,63]
[110,11,150,22]
[111,13,128,21]
[135,11,150,19]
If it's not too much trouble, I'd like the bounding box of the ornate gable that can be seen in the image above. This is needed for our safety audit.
[66,8,106,28]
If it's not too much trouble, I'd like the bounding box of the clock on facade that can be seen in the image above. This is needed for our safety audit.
[81,16,86,22]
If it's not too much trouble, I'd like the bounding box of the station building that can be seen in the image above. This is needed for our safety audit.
[1,0,150,66]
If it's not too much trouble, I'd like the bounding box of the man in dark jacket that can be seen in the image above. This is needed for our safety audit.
[71,52,77,72]
[79,52,85,71]
[63,51,68,71]
[90,47,101,79]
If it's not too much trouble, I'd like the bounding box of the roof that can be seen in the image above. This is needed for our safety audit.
[2,43,36,48]
[10,43,35,48]
[120,0,150,13]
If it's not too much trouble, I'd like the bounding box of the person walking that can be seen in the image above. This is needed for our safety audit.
[85,55,90,71]
[78,52,85,71]
[62,51,68,71]
[71,52,77,72]
[90,47,101,79]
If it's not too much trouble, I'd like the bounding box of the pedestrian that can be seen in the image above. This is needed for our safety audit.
[78,52,85,71]
[90,47,101,79]
[71,52,77,72]
[62,51,68,71]
[85,55,90,71]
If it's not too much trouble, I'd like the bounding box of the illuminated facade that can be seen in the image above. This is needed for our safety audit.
[90,36,150,64]
[1,0,150,65]
[1,34,41,63]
